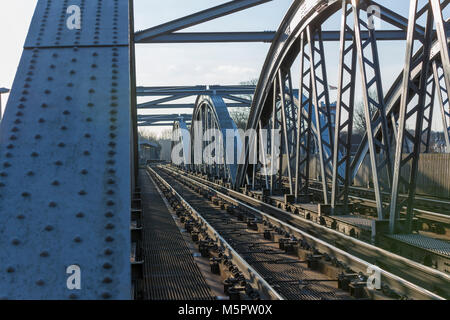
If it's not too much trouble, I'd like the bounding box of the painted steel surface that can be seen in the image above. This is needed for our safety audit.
[0,0,131,299]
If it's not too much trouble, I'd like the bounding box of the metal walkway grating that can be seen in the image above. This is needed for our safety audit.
[388,234,450,257]
[140,169,214,300]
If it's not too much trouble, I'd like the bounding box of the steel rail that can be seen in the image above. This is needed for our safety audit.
[147,166,283,300]
[162,165,449,299]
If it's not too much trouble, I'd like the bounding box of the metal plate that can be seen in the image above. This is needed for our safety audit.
[24,0,128,48]
[0,0,131,299]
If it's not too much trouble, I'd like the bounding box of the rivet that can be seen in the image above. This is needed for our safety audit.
[17,214,25,220]
[11,239,20,245]
[55,161,62,166]
[104,249,113,255]
[38,118,45,123]
[105,212,114,218]
[58,142,65,148]
[65,96,72,101]
[105,236,114,242]
[74,236,82,243]
[105,224,114,230]
[31,152,39,157]
[101,293,111,299]
[40,251,49,258]
[44,225,54,231]
[41,103,48,108]
[83,151,90,156]
[106,190,114,195]
[27,171,34,176]
[107,201,115,206]
[35,134,42,140]
[102,277,112,284]
[36,280,45,286]
[103,263,112,269]
[76,212,85,218]
[49,202,57,208]
[6,267,15,273]
[78,190,87,196]
[21,192,30,198]
[69,294,78,300]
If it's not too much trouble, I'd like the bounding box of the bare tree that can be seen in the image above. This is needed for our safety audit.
[229,108,250,130]
[353,90,378,135]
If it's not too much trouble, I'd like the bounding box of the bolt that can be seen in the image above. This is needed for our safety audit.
[76,212,85,218]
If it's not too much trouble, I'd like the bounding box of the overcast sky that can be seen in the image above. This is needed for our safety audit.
[0,1,447,135]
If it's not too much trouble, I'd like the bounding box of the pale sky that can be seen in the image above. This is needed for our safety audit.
[0,1,448,136]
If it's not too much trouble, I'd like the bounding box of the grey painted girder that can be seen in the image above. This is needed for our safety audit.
[331,1,357,213]
[352,0,393,220]
[142,31,276,43]
[0,0,131,299]
[433,62,450,151]
[389,0,435,234]
[134,0,272,43]
[294,32,313,201]
[307,26,333,204]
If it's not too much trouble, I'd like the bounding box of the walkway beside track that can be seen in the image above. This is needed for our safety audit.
[140,169,214,300]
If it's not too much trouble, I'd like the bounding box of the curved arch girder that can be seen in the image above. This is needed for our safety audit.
[190,95,242,186]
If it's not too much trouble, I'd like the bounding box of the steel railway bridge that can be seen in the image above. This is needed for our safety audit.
[0,0,450,300]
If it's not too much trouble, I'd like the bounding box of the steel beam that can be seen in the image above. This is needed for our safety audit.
[389,0,434,234]
[135,0,272,43]
[0,0,131,299]
[331,1,357,213]
[143,31,276,43]
[352,0,393,220]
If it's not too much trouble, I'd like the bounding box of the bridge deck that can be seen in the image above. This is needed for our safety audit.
[140,169,214,300]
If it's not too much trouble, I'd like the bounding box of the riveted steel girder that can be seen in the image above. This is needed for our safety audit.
[0,0,132,299]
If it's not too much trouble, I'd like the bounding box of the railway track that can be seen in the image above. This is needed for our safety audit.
[149,164,448,300]
[263,176,450,228]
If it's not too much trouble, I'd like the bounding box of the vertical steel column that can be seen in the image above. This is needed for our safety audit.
[421,75,436,153]
[331,0,357,213]
[295,32,313,201]
[433,62,450,151]
[278,70,294,194]
[389,0,434,233]
[352,0,392,219]
[307,26,333,204]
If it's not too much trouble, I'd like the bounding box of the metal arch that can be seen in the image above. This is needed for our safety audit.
[190,95,241,186]
[236,0,343,189]
[171,119,191,170]
[237,0,450,226]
